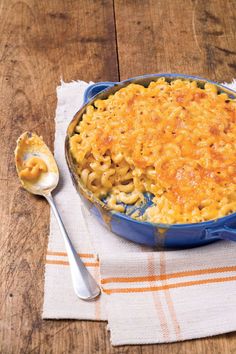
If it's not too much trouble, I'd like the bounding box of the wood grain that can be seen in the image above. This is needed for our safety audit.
[114,0,236,82]
[0,0,236,353]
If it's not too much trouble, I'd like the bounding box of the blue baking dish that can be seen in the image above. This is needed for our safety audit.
[65,73,236,249]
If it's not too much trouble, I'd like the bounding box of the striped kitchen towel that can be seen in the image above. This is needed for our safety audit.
[43,79,236,345]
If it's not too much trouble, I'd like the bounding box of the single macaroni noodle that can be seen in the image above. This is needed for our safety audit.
[69,78,236,224]
[20,156,48,181]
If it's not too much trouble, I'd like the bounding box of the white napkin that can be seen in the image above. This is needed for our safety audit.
[43,79,236,345]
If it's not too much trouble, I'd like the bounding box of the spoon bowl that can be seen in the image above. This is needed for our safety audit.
[15,132,59,195]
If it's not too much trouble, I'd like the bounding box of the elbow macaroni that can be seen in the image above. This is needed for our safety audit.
[69,78,236,224]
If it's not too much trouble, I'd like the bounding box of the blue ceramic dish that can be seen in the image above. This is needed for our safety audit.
[65,73,236,249]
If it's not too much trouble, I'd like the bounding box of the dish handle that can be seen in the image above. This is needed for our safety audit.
[83,82,117,103]
[205,224,236,241]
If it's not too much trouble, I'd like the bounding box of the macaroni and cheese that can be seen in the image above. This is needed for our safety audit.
[20,156,48,181]
[69,78,236,224]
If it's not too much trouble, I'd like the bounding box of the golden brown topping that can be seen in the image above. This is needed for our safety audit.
[69,78,236,224]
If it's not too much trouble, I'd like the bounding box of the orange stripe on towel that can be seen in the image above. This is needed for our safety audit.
[47,251,95,259]
[101,265,236,284]
[46,260,99,267]
[160,252,182,340]
[147,253,170,341]
[102,275,236,294]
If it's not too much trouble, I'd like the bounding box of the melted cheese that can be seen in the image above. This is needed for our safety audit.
[69,78,236,224]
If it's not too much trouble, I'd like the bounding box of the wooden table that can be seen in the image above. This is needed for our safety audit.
[1,0,236,353]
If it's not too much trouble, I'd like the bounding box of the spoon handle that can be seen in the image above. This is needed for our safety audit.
[45,193,100,300]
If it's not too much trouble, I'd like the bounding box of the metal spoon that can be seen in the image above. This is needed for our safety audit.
[15,131,100,300]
